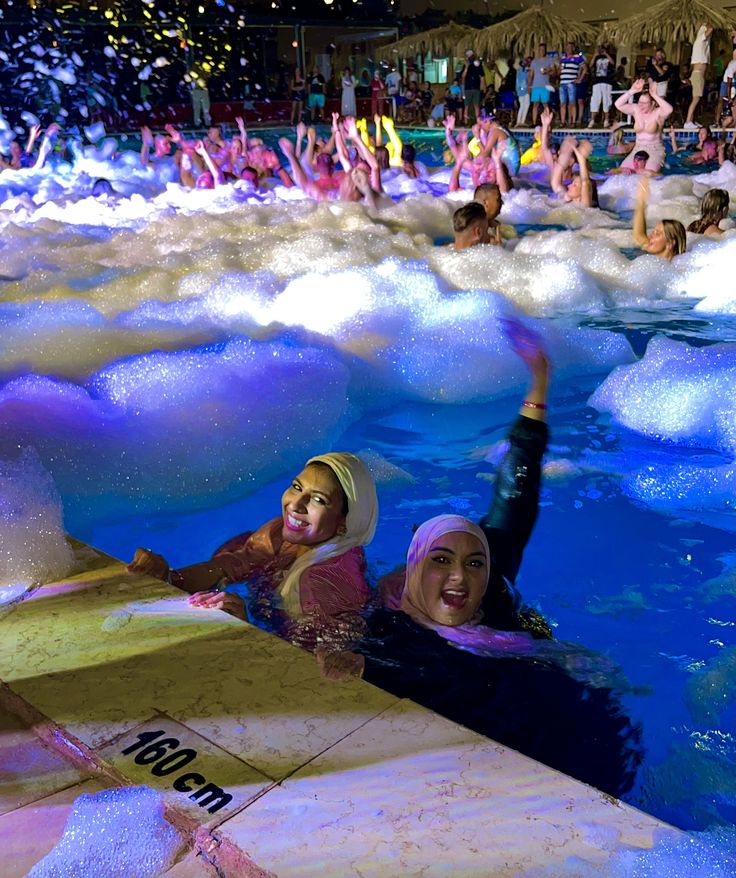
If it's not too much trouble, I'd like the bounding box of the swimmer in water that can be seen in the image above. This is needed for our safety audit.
[448,127,512,194]
[452,201,489,250]
[541,111,598,207]
[633,177,687,260]
[279,115,383,205]
[473,182,507,245]
[609,149,652,176]
[128,453,378,649]
[687,188,730,236]
[669,125,719,165]
[316,330,643,798]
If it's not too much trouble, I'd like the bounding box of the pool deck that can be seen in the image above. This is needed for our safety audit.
[0,541,680,877]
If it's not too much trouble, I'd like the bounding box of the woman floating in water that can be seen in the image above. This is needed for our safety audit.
[614,79,672,175]
[128,453,378,642]
[318,327,643,797]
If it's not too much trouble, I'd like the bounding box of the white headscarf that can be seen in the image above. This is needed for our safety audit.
[278,452,378,615]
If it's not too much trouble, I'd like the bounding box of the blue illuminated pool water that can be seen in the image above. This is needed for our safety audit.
[3,124,734,834]
[76,306,736,833]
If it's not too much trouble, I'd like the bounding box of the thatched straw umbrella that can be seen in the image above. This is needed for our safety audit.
[471,7,598,59]
[606,0,735,48]
[376,22,477,62]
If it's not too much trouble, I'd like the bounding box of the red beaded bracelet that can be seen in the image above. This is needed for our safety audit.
[522,400,548,410]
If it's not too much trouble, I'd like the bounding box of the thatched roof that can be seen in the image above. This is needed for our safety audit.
[376,22,477,61]
[606,0,736,47]
[471,7,599,59]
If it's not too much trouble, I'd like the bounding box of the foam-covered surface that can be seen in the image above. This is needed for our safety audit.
[26,786,184,877]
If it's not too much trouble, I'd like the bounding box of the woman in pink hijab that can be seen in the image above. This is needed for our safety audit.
[318,327,643,797]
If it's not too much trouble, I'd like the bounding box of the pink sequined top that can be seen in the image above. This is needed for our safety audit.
[213,516,370,617]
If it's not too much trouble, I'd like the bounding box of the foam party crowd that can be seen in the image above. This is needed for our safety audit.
[3,6,736,875]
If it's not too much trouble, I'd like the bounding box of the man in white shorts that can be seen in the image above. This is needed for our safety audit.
[588,45,616,128]
[685,23,713,128]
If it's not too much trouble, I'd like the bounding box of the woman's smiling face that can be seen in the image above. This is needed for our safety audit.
[281,463,346,547]
[419,531,488,626]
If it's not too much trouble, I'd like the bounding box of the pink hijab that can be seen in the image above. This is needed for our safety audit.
[398,515,630,690]
[400,515,534,655]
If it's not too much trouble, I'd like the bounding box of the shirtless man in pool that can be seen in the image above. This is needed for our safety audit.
[614,79,672,174]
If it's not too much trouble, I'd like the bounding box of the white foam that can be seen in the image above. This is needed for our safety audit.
[0,449,73,604]
[590,336,736,453]
[26,786,184,877]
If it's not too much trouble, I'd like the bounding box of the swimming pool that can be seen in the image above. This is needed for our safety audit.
[1,129,735,833]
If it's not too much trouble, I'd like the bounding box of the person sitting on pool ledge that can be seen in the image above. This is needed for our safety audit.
[128,453,378,629]
[452,202,489,250]
[614,79,672,175]
[633,178,687,260]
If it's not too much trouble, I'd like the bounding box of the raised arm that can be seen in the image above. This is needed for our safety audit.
[539,107,556,172]
[381,115,404,167]
[332,113,353,171]
[633,177,650,248]
[25,123,41,156]
[648,79,673,120]
[492,142,512,194]
[140,125,153,167]
[194,140,224,186]
[443,114,459,160]
[345,116,381,192]
[572,142,594,208]
[479,317,550,587]
[279,136,320,198]
[448,132,469,193]
[615,78,645,116]
[32,124,59,170]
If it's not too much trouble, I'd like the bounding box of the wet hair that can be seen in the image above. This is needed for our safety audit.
[375,145,390,170]
[661,219,687,256]
[688,188,730,234]
[91,178,114,198]
[241,166,259,184]
[400,144,416,163]
[308,461,349,516]
[633,150,649,162]
[453,201,487,233]
[473,182,501,204]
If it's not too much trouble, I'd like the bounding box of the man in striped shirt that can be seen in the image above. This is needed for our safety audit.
[559,42,583,126]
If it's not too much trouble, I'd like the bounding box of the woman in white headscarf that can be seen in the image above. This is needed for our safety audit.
[128,452,378,627]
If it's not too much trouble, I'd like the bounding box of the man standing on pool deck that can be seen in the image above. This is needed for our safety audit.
[529,43,557,126]
[685,23,713,128]
[386,67,402,120]
[462,50,486,126]
[588,45,616,129]
[559,43,583,126]
[308,67,326,124]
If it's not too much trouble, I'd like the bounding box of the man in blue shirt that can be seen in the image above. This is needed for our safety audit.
[528,43,557,126]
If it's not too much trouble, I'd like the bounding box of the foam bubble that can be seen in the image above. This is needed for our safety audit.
[0,449,73,604]
[590,336,736,453]
[27,786,184,877]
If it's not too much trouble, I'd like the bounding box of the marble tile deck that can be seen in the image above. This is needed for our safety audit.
[216,699,677,878]
[0,545,680,875]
